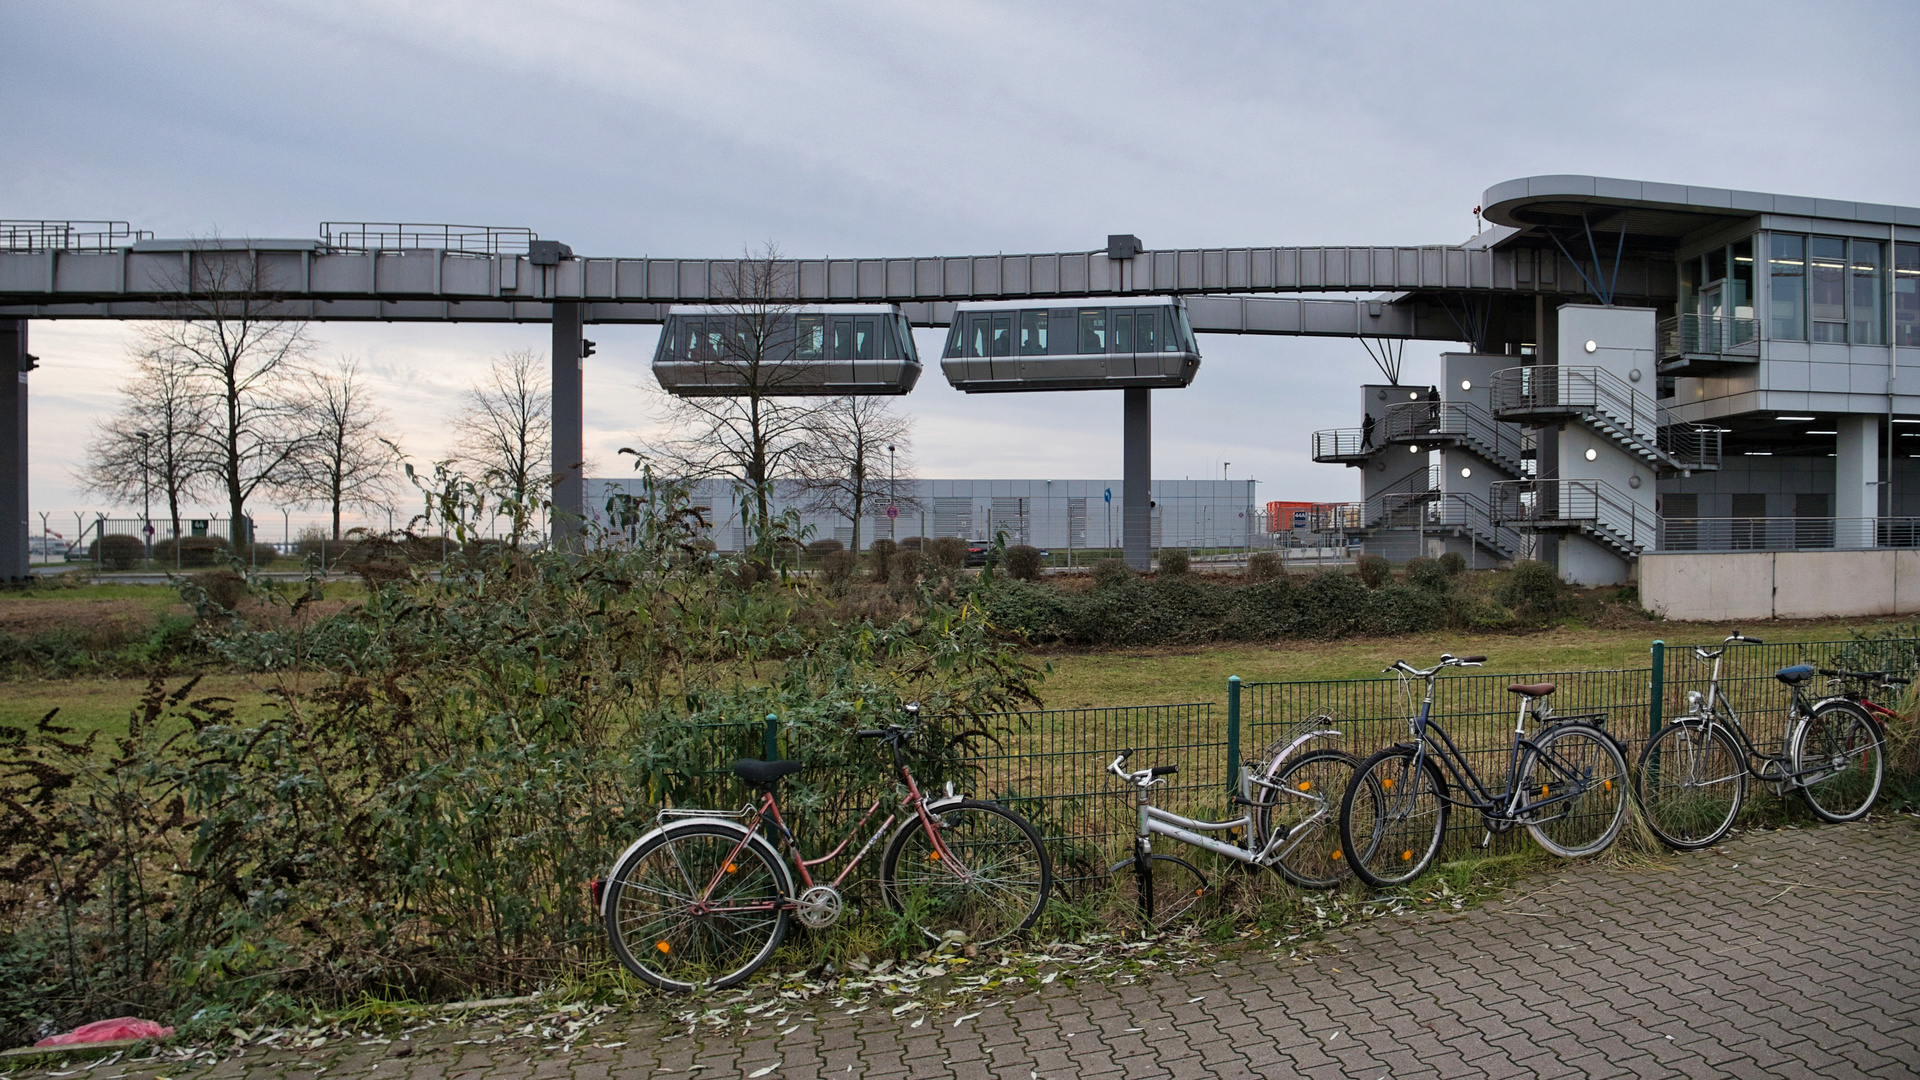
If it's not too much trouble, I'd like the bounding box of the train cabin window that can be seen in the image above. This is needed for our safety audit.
[991,313,1013,356]
[896,314,918,360]
[1113,310,1134,352]
[1133,307,1161,352]
[1019,310,1048,355]
[797,315,825,360]
[855,317,877,360]
[830,318,855,360]
[943,322,963,358]
[1078,308,1107,353]
[1049,309,1078,354]
[1173,305,1196,351]
[966,313,992,357]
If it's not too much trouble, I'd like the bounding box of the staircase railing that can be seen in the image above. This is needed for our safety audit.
[1311,428,1369,460]
[1492,365,1720,471]
[1489,478,1657,554]
[1380,400,1527,473]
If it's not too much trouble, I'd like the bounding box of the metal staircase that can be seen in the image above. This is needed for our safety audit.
[1491,366,1720,475]
[1380,400,1529,476]
[1489,478,1656,559]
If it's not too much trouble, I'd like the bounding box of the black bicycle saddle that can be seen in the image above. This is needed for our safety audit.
[1773,664,1817,685]
[733,759,804,788]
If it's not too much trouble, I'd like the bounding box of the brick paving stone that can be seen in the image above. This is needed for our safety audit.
[126,818,1920,1080]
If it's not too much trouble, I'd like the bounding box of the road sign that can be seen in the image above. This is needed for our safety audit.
[886,505,899,519]
[1103,488,1112,503]
[142,523,155,537]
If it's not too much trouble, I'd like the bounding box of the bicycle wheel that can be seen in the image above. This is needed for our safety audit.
[880,799,1051,946]
[1635,720,1746,850]
[1106,853,1208,931]
[603,822,791,992]
[1519,724,1629,858]
[1340,746,1449,889]
[1793,702,1885,823]
[1257,748,1364,889]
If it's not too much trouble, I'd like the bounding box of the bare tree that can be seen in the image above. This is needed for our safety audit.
[82,348,212,540]
[793,396,916,552]
[287,357,402,540]
[142,241,315,546]
[642,246,815,552]
[449,349,551,545]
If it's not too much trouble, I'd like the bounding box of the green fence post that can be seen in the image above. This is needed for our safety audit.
[1226,675,1242,795]
[1649,640,1665,738]
[765,712,779,760]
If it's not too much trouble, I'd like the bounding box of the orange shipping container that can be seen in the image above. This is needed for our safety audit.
[1265,501,1316,533]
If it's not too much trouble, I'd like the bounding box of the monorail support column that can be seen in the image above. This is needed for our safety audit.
[0,322,27,581]
[1123,387,1151,571]
[551,302,585,550]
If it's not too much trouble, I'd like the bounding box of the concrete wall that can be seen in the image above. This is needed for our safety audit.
[1641,549,1920,620]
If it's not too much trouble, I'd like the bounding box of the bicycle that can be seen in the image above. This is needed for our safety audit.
[598,705,1052,992]
[1338,654,1630,889]
[1635,634,1887,850]
[1104,724,1360,930]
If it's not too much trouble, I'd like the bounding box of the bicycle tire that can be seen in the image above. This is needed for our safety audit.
[1635,720,1746,851]
[1105,853,1208,931]
[1792,701,1884,823]
[880,799,1051,946]
[1518,724,1629,858]
[603,821,792,992]
[1340,746,1449,889]
[1257,748,1364,889]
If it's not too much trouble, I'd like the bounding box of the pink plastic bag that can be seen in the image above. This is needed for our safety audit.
[34,1017,174,1046]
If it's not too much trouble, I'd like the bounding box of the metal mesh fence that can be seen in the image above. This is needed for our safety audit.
[1240,666,1654,857]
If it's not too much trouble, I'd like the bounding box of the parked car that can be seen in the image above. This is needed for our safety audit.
[964,541,1048,567]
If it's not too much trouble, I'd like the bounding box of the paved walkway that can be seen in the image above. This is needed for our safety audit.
[153,817,1920,1079]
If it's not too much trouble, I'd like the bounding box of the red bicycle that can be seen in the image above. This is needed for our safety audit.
[598,705,1051,992]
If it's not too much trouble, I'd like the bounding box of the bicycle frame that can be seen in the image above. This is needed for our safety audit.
[1127,727,1340,866]
[1399,668,1599,824]
[1682,642,1823,786]
[654,745,971,916]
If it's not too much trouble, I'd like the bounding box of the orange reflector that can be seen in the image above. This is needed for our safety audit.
[726,862,738,874]
[1604,780,1613,791]
[655,941,671,955]
[1402,850,1412,861]
[1194,888,1205,896]
[1540,785,1549,797]
[1331,850,1342,860]
[929,851,941,860]
[1298,781,1311,791]
[1383,778,1394,789]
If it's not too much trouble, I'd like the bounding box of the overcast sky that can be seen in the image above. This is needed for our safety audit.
[6,0,1918,535]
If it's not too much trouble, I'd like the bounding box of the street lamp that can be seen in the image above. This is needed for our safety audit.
[887,443,897,541]
[135,431,153,567]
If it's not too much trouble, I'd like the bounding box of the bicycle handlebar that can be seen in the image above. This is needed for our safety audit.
[1385,653,1488,678]
[1107,750,1177,787]
[1150,764,1178,777]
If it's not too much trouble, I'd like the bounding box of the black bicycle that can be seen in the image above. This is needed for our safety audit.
[1338,654,1630,889]
[1635,633,1886,850]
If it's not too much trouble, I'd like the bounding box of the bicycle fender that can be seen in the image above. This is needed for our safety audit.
[924,793,967,813]
[599,819,788,919]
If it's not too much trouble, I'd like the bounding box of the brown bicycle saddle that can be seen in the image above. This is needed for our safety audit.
[1507,682,1556,697]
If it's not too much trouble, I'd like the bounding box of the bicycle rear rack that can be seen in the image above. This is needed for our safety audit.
[654,804,754,824]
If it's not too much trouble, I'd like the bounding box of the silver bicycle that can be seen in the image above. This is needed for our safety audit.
[1105,726,1360,929]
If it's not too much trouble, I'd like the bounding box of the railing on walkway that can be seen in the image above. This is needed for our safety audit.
[1,219,151,252]
[1656,517,1920,552]
[1657,313,1760,359]
[1311,428,1371,461]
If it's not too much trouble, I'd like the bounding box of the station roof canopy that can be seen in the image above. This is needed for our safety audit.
[1481,174,1920,254]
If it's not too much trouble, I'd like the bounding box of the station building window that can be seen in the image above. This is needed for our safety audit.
[1771,233,1884,344]
[1898,243,1920,347]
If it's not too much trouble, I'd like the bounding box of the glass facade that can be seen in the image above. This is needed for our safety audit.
[1768,233,1887,345]
[1898,242,1920,348]
[1769,234,1804,339]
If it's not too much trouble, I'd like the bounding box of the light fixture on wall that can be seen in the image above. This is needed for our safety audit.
[1584,448,1598,461]
[1460,379,1472,391]
[1628,475,1642,489]
[1584,340,1598,353]
[1460,467,1472,478]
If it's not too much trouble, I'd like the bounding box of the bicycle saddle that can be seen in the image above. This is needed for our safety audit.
[1774,664,1817,685]
[733,759,804,788]
[1507,682,1556,697]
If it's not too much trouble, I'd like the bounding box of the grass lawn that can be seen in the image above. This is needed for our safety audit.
[1030,616,1893,708]
[0,672,299,738]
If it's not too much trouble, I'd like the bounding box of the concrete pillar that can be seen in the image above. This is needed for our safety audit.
[551,302,585,548]
[1123,387,1151,571]
[1836,414,1880,548]
[0,322,25,581]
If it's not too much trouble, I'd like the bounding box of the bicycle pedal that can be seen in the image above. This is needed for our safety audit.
[1476,830,1493,850]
